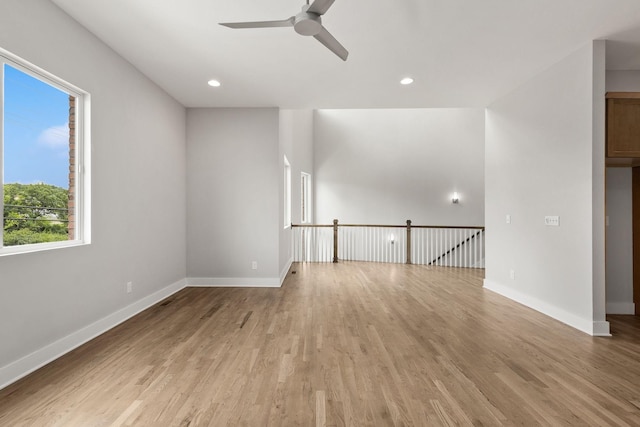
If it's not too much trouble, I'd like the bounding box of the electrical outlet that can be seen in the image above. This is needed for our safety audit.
[126,281,133,293]
[509,269,515,280]
[544,216,560,226]
[506,214,511,224]
[251,261,258,270]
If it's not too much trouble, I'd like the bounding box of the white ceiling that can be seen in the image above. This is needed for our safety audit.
[51,0,640,109]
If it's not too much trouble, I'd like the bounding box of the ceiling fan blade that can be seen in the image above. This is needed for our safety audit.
[313,26,348,61]
[220,17,294,29]
[307,0,335,15]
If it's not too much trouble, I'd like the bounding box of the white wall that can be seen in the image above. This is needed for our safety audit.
[313,109,485,226]
[485,41,609,336]
[605,168,634,314]
[186,108,280,285]
[0,0,187,387]
[279,109,314,279]
[592,41,607,333]
[606,70,640,91]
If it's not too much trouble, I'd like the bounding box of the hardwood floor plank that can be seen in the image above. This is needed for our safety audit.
[108,399,141,427]
[1,262,640,426]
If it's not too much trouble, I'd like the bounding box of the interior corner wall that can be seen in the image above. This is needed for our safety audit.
[186,108,280,285]
[313,109,485,226]
[485,41,607,335]
[0,0,187,389]
[279,109,313,280]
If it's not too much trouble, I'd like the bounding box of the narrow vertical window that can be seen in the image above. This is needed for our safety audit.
[301,172,311,224]
[1,50,89,253]
[284,156,291,228]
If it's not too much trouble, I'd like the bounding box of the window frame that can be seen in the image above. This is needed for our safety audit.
[284,155,291,229]
[301,171,311,224]
[0,48,91,256]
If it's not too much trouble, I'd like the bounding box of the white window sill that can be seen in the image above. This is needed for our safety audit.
[0,240,90,257]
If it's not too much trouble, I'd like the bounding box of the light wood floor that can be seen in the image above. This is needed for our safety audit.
[1,263,640,426]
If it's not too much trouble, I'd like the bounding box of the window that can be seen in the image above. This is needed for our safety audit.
[284,155,291,228]
[1,49,89,254]
[301,172,311,224]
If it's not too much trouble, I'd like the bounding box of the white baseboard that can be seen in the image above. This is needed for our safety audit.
[592,321,612,337]
[280,258,293,285]
[0,278,187,391]
[187,277,281,287]
[606,302,635,315]
[483,279,610,336]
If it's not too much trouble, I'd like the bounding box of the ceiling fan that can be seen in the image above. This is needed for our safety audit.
[219,0,348,61]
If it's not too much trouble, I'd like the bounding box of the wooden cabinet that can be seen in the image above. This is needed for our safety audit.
[607,92,640,158]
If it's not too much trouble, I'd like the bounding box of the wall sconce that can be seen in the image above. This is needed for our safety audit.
[452,192,459,204]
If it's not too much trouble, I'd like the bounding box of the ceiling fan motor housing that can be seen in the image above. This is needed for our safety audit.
[294,8,322,36]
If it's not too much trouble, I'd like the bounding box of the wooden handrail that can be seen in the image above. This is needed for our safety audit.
[292,223,484,230]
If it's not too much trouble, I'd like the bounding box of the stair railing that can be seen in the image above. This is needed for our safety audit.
[291,220,484,268]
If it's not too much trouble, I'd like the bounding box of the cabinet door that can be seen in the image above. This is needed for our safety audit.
[608,98,640,158]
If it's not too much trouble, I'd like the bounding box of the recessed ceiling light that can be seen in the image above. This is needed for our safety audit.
[207,79,221,87]
[400,77,414,85]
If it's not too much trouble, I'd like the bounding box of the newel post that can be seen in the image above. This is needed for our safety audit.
[333,219,339,263]
[406,220,412,264]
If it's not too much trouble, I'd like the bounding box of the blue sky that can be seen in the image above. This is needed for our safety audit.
[4,63,70,189]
